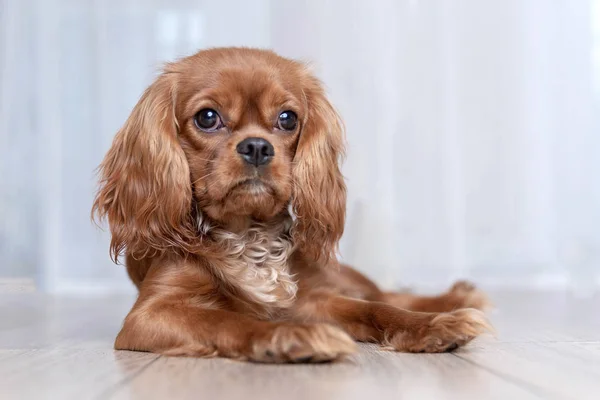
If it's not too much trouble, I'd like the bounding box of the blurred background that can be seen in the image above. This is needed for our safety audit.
[1,0,599,295]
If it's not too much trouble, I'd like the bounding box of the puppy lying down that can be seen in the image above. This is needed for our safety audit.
[93,47,491,363]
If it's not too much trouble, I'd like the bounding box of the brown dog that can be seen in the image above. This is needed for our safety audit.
[93,47,491,363]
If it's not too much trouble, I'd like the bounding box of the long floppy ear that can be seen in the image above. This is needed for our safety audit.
[92,71,194,262]
[292,75,347,263]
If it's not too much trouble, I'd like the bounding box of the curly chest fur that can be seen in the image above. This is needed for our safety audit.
[206,221,298,309]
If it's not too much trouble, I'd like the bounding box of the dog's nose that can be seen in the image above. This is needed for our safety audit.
[236,137,274,167]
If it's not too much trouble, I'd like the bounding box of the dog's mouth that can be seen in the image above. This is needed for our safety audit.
[229,178,274,196]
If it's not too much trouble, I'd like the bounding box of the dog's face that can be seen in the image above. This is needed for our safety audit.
[175,52,307,222]
[93,48,346,262]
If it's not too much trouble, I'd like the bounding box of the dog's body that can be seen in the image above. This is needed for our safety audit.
[94,48,490,363]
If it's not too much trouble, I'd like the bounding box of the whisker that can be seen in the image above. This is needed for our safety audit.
[204,178,224,191]
[192,171,218,185]
[194,157,217,163]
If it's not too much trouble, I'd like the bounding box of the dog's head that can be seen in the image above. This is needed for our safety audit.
[93,48,346,263]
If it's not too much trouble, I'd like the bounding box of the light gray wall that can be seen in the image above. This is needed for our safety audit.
[1,0,599,294]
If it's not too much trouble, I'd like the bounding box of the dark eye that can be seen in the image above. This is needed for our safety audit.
[277,110,298,131]
[194,108,222,132]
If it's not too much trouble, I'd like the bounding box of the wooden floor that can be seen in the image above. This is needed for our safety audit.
[1,290,599,400]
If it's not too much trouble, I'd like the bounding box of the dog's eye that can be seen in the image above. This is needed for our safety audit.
[194,109,222,132]
[277,111,298,131]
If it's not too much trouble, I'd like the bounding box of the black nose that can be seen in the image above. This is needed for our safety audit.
[236,137,274,166]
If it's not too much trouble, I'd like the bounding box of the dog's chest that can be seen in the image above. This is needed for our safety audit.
[214,226,298,308]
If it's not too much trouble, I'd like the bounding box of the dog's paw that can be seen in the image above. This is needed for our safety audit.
[384,308,492,353]
[447,280,492,311]
[250,323,356,363]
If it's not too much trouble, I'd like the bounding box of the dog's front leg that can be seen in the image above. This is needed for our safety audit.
[294,293,492,353]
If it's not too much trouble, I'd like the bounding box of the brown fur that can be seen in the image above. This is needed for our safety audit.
[93,47,492,363]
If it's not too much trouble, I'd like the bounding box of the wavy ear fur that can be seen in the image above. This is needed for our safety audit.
[292,75,346,263]
[92,72,195,262]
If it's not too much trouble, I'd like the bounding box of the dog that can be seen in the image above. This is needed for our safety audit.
[93,47,491,363]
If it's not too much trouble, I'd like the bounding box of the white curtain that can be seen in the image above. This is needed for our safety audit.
[1,0,599,294]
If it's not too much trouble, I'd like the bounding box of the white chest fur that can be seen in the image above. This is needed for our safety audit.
[200,215,298,308]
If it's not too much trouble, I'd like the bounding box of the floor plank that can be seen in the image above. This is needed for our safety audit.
[484,290,600,344]
[455,342,600,400]
[109,344,538,400]
[0,348,158,400]
[0,290,599,399]
[0,294,133,350]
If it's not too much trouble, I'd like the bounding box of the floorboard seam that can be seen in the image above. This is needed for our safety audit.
[94,355,162,400]
[452,353,560,400]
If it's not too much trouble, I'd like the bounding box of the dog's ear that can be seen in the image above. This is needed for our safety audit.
[92,71,195,262]
[291,75,346,264]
